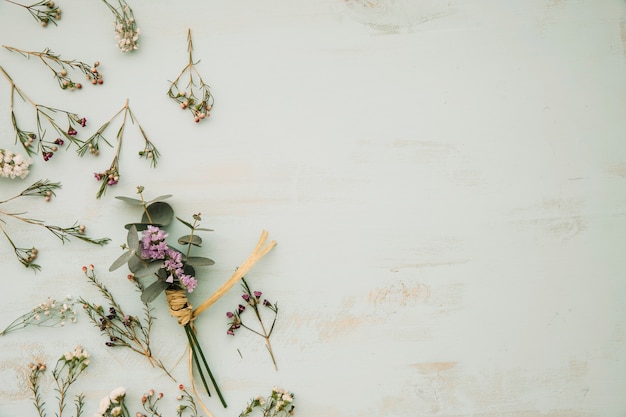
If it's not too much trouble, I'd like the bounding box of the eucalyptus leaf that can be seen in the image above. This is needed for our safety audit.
[132,261,164,278]
[178,235,202,246]
[147,195,173,204]
[124,223,159,231]
[185,256,215,267]
[141,279,169,303]
[183,264,196,277]
[127,225,139,251]
[176,216,194,229]
[109,249,135,271]
[128,254,143,273]
[142,202,174,226]
[115,196,144,206]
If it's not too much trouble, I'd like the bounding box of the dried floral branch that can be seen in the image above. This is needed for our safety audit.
[79,99,160,199]
[3,45,103,90]
[0,66,87,159]
[239,387,295,417]
[100,0,140,53]
[0,296,78,336]
[26,346,90,417]
[167,28,214,123]
[0,180,110,270]
[4,0,61,27]
[79,265,175,380]
[226,277,279,370]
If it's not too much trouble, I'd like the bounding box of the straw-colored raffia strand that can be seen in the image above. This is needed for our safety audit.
[165,289,193,326]
[192,229,276,320]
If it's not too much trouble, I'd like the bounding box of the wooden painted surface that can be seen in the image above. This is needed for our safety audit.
[1,1,625,416]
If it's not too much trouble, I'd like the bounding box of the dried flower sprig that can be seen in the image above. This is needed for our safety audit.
[0,66,87,159]
[0,295,77,336]
[80,267,210,415]
[167,29,214,123]
[137,386,201,417]
[226,277,279,370]
[0,148,31,179]
[95,387,130,417]
[239,387,295,417]
[100,0,140,53]
[4,0,61,27]
[3,45,103,90]
[79,265,172,375]
[78,99,160,199]
[27,346,90,417]
[0,180,110,270]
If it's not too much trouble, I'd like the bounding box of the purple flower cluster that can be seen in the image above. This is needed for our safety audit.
[140,226,197,293]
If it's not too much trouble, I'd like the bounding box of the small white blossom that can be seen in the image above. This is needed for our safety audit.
[0,149,31,179]
[109,386,126,403]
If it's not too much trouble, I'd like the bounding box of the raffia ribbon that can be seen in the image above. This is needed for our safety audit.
[165,230,277,416]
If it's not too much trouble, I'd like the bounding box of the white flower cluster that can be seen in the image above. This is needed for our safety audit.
[242,387,295,417]
[271,387,294,414]
[62,345,90,365]
[95,386,127,417]
[33,296,78,325]
[114,6,140,52]
[0,148,31,179]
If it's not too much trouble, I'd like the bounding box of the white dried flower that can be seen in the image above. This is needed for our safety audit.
[0,148,31,179]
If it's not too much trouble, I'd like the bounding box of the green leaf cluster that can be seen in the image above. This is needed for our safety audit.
[109,190,214,303]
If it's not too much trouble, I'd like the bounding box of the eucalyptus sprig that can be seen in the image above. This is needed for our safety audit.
[0,180,110,270]
[4,0,61,27]
[167,28,214,123]
[110,186,214,303]
[78,99,160,199]
[0,66,87,159]
[3,45,103,90]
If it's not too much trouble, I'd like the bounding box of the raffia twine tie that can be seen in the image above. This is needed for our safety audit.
[165,289,193,327]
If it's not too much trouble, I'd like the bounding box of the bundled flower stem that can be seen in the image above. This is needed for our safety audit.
[0,66,87,159]
[239,387,295,417]
[167,29,214,123]
[0,295,78,335]
[4,0,61,27]
[3,45,103,90]
[109,187,277,414]
[78,99,160,199]
[100,0,140,52]
[27,346,90,417]
[226,277,279,370]
[0,180,110,270]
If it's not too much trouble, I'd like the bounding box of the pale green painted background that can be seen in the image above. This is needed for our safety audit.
[1,1,625,416]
